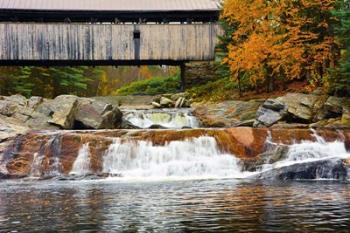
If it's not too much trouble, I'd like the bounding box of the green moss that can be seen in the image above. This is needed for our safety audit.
[115,75,181,96]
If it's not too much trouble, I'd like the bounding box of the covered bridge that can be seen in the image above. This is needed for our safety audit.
[0,0,221,67]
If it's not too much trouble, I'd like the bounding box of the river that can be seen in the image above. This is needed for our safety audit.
[1,109,350,232]
[0,179,349,232]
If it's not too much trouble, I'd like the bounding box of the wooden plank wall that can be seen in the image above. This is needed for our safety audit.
[0,23,220,61]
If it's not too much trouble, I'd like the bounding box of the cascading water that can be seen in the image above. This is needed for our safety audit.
[70,144,91,176]
[255,131,350,180]
[102,136,244,180]
[122,109,200,129]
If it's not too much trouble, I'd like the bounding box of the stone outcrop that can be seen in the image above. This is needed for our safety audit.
[0,94,124,134]
[48,95,78,129]
[193,100,263,127]
[75,98,122,129]
[194,93,350,129]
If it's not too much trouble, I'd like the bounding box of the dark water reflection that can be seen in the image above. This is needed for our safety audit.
[0,179,349,232]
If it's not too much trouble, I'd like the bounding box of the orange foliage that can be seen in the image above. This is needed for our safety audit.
[222,0,337,90]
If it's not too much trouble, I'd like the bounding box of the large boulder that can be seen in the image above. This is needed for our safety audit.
[159,97,174,108]
[254,159,348,180]
[75,98,122,129]
[193,100,262,127]
[254,99,287,127]
[276,93,328,122]
[48,95,78,129]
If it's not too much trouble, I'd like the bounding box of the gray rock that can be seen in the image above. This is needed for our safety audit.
[75,99,122,129]
[0,101,17,117]
[276,93,327,122]
[28,96,43,109]
[159,97,174,108]
[118,120,141,129]
[151,102,161,108]
[254,159,348,180]
[4,95,27,106]
[48,95,78,129]
[254,99,287,127]
[262,99,286,111]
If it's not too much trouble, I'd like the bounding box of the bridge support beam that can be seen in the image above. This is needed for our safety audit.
[180,63,186,91]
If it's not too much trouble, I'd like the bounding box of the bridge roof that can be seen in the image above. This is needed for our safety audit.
[0,0,220,12]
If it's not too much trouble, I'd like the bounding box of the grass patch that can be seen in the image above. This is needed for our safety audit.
[115,75,181,96]
[186,77,239,102]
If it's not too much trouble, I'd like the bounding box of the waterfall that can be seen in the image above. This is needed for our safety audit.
[256,131,350,180]
[102,136,244,180]
[122,109,200,129]
[70,144,91,176]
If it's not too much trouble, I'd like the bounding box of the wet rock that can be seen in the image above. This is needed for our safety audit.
[119,120,141,129]
[255,159,348,180]
[48,95,78,129]
[148,124,167,129]
[240,145,289,172]
[75,99,122,129]
[159,97,174,108]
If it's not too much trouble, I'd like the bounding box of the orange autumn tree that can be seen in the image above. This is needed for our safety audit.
[221,0,337,94]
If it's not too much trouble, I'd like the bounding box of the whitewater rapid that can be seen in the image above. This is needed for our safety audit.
[67,131,350,181]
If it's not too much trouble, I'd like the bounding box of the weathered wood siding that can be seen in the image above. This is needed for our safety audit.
[0,23,220,62]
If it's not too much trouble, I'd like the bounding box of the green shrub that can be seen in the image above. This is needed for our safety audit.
[187,77,238,102]
[115,75,181,95]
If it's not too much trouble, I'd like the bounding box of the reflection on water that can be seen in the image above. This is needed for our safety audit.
[0,180,350,232]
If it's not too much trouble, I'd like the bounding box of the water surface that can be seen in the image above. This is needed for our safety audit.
[0,179,349,232]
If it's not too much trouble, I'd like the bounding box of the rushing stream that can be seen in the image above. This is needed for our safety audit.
[1,108,350,232]
[122,108,200,129]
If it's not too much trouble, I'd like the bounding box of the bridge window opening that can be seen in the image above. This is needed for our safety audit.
[133,31,141,39]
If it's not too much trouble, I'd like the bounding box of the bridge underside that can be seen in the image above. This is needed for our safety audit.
[0,23,220,66]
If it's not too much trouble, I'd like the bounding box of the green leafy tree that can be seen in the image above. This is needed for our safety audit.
[331,0,350,96]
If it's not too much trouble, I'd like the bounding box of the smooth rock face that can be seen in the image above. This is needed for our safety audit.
[276,93,327,122]
[48,95,78,129]
[193,100,262,127]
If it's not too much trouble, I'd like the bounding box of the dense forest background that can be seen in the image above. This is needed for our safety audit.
[0,0,349,99]
[0,66,178,98]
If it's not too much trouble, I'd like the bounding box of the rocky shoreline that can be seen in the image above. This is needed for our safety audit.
[0,92,349,146]
[193,92,350,129]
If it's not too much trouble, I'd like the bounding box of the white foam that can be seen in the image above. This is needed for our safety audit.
[123,109,199,129]
[70,144,91,176]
